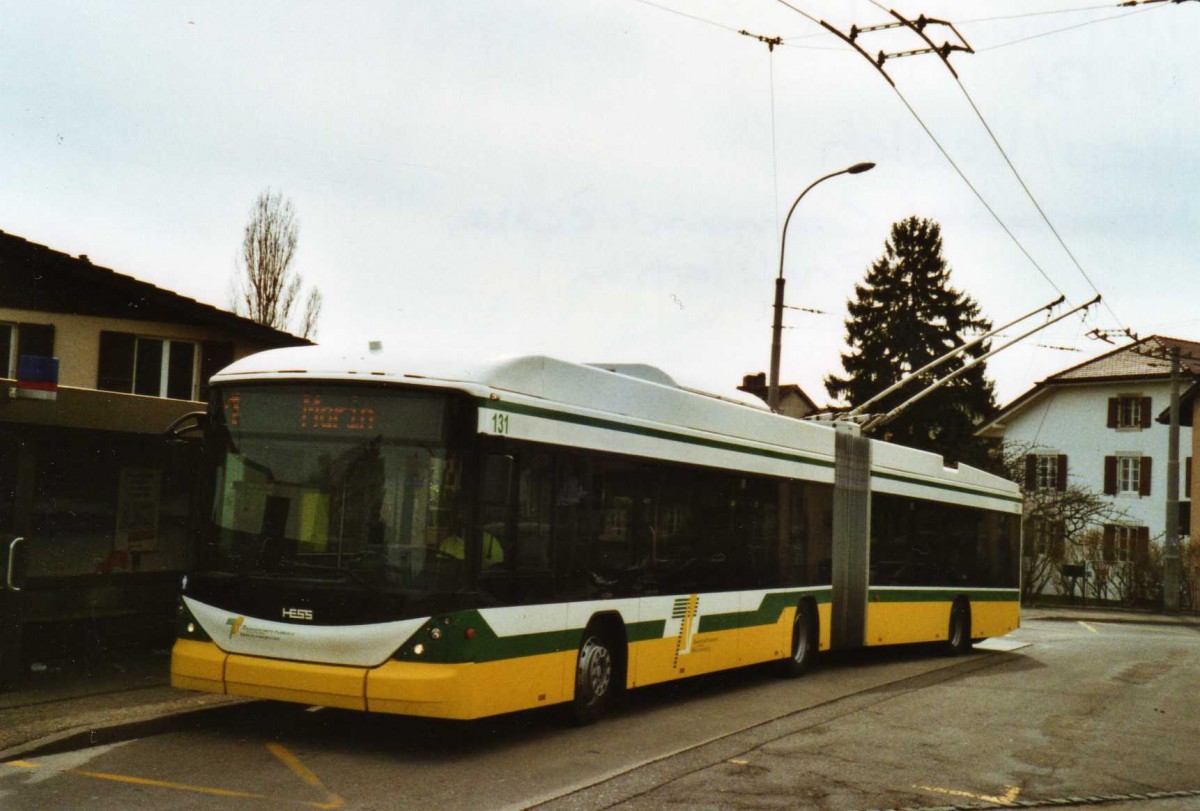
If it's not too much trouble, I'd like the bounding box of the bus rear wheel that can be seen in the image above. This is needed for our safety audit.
[944,600,971,656]
[782,600,816,677]
[570,630,615,724]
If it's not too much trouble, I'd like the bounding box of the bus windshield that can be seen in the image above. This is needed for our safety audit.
[206,385,467,594]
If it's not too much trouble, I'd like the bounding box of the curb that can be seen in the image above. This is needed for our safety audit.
[0,696,258,763]
[1024,614,1200,629]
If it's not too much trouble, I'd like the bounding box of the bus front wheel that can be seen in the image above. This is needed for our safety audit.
[782,600,816,677]
[570,630,615,724]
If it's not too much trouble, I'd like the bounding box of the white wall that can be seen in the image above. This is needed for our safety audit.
[999,380,1190,539]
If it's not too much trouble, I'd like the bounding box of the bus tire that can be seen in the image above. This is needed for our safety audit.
[944,600,971,656]
[569,627,617,725]
[782,599,816,677]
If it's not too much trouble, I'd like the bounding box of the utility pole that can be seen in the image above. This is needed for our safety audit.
[1164,346,1182,612]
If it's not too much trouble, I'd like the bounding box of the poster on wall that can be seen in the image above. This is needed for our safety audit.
[116,467,162,553]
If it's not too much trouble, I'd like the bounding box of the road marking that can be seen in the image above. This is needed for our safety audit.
[4,745,345,809]
[5,760,269,801]
[728,759,749,766]
[267,743,345,809]
[915,783,1021,805]
[1078,621,1099,634]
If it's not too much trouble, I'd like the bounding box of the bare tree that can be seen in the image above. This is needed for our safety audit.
[230,190,320,338]
[1001,442,1129,604]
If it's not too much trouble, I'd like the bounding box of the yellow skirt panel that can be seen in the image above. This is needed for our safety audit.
[367,651,573,720]
[225,656,368,710]
[170,639,228,694]
[865,601,951,646]
[970,600,1020,639]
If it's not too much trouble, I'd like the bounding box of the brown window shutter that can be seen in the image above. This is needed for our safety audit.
[1024,455,1037,490]
[1056,455,1068,492]
[97,331,136,392]
[1103,525,1115,563]
[1139,397,1152,428]
[1140,457,1152,496]
[1103,456,1117,495]
[1135,527,1150,566]
[1180,501,1192,538]
[1107,398,1119,428]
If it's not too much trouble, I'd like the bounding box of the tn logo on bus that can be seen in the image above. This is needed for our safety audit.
[282,607,313,621]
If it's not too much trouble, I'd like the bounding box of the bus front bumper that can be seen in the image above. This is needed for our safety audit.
[171,639,570,720]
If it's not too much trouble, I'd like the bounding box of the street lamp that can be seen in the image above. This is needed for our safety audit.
[767,161,875,412]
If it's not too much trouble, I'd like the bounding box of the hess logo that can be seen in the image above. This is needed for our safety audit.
[281,607,314,621]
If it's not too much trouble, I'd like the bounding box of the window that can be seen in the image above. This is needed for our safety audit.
[1103,525,1149,564]
[1107,395,1151,430]
[0,322,56,379]
[1024,454,1067,491]
[98,331,199,400]
[1104,455,1151,496]
[1025,519,1064,558]
[1117,456,1140,494]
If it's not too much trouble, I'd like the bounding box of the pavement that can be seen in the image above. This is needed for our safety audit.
[0,606,1195,765]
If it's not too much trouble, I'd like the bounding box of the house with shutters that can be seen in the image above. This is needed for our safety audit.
[977,336,1198,597]
[0,228,305,684]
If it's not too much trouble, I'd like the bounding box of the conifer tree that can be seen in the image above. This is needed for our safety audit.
[825,216,997,467]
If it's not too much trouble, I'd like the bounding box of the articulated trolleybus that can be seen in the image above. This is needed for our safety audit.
[172,347,1021,722]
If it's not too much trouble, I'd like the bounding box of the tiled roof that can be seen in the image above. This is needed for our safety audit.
[1050,336,1200,381]
[976,335,1200,437]
[0,228,309,346]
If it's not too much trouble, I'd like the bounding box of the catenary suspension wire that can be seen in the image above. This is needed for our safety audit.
[864,0,1134,328]
[957,3,1145,24]
[625,0,742,33]
[769,52,782,238]
[977,5,1162,51]
[773,0,1069,300]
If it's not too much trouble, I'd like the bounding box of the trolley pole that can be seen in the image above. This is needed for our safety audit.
[1163,346,1182,612]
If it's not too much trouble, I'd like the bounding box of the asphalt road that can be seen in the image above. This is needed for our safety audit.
[1,618,1197,810]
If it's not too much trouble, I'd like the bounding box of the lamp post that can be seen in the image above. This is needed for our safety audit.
[767,162,875,412]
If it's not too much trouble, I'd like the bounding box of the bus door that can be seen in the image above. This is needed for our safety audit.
[0,432,25,688]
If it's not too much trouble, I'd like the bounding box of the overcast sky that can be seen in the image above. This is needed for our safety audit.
[2,1,1195,406]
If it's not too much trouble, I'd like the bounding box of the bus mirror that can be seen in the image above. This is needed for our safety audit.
[164,411,209,444]
[481,454,514,506]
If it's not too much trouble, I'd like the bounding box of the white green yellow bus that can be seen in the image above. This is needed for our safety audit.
[171,348,1021,723]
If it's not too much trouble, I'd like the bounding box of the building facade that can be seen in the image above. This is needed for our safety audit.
[0,229,305,684]
[977,336,1197,602]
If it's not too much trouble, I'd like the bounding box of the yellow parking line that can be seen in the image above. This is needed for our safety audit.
[1078,621,1099,634]
[915,784,1020,805]
[5,760,268,801]
[5,745,345,809]
[267,743,345,809]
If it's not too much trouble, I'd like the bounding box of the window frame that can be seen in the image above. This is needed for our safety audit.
[1116,455,1141,495]
[99,331,201,401]
[0,323,14,379]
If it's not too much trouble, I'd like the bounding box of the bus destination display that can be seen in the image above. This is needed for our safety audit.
[220,387,445,441]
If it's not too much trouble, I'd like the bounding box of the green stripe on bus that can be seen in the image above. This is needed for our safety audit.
[871,470,1023,504]
[867,588,1019,603]
[477,398,834,472]
[698,589,832,634]
[478,398,1020,505]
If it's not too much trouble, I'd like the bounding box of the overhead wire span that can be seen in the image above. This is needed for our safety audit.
[976,5,1164,51]
[771,2,1068,300]
[861,0,1134,328]
[624,0,742,33]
